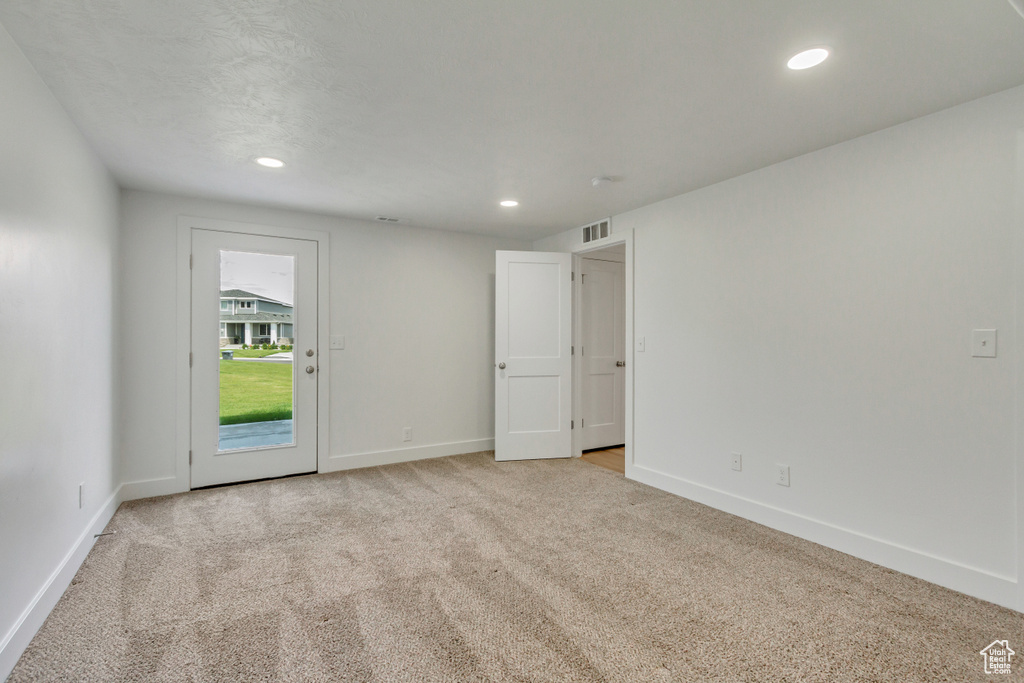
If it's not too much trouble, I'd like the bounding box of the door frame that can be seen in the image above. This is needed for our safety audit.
[571,230,634,476]
[175,216,330,492]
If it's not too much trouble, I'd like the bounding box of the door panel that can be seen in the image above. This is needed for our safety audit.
[191,229,318,488]
[581,257,625,450]
[495,251,571,461]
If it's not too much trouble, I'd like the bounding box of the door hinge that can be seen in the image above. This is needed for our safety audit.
[189,352,193,367]
[581,346,585,357]
[571,420,574,429]
[571,272,575,281]
[188,450,192,465]
[581,418,585,428]
[189,253,193,269]
[581,273,585,284]
[571,345,574,355]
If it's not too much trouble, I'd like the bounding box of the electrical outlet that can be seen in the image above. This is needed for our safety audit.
[637,337,646,352]
[731,453,742,471]
[402,427,412,442]
[776,465,790,487]
[78,483,84,509]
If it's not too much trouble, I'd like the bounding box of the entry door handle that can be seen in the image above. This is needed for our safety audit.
[498,362,506,370]
[616,361,626,367]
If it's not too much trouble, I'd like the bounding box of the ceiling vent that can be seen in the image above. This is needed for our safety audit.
[581,218,611,243]
[375,216,402,223]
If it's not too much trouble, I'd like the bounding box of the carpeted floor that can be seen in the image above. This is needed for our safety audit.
[10,452,1023,682]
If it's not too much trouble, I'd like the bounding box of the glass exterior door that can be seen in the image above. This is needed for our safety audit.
[190,229,318,488]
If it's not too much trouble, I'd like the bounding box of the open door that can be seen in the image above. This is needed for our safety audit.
[494,251,572,461]
[580,256,626,450]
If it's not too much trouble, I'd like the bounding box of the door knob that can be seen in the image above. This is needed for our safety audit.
[306,349,314,357]
[498,362,506,369]
[616,361,626,367]
[306,365,315,374]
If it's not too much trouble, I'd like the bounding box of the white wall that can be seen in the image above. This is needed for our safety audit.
[537,85,1024,611]
[119,190,530,490]
[0,24,121,677]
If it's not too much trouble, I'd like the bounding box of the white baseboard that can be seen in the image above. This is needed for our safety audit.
[323,438,495,473]
[0,484,123,681]
[119,475,184,502]
[630,464,1019,612]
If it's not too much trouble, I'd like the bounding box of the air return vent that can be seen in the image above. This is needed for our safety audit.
[581,218,611,243]
[375,216,401,223]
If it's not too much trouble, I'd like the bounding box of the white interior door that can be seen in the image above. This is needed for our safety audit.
[495,251,572,461]
[580,257,626,450]
[190,229,319,488]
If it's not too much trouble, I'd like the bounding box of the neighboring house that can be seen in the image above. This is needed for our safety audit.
[220,289,293,346]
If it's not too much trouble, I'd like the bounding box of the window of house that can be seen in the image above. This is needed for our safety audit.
[220,300,231,312]
[239,301,253,310]
[220,323,227,337]
[258,324,270,335]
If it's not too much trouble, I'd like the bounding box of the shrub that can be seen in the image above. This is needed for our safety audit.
[241,343,249,349]
[269,343,279,350]
[261,343,270,350]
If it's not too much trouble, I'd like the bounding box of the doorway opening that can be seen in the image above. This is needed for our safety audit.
[574,243,626,473]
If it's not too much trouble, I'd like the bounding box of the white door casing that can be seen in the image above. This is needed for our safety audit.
[494,251,572,461]
[580,257,626,450]
[190,229,319,488]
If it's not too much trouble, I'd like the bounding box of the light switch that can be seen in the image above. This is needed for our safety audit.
[330,335,345,350]
[637,337,646,352]
[972,329,996,358]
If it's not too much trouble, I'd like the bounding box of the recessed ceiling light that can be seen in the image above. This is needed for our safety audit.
[787,47,830,70]
[500,200,519,207]
[255,157,285,168]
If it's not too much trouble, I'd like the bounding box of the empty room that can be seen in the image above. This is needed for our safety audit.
[3,1,1024,680]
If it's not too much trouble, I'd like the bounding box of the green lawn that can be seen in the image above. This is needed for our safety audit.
[219,360,293,425]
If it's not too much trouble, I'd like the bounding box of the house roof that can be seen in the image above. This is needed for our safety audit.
[220,313,293,324]
[220,289,291,307]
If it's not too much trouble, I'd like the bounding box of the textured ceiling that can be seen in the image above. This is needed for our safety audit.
[3,1,1024,240]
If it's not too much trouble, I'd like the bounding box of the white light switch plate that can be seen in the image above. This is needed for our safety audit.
[330,335,345,350]
[972,329,996,358]
[637,337,646,352]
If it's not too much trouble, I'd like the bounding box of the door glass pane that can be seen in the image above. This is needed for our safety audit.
[218,250,295,451]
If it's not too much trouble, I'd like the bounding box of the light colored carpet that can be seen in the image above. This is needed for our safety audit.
[10,452,1023,682]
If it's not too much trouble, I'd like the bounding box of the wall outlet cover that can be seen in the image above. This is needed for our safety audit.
[971,329,996,358]
[776,465,790,487]
[731,453,742,471]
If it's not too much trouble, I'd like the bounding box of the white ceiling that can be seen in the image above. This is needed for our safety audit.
[3,1,1024,241]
